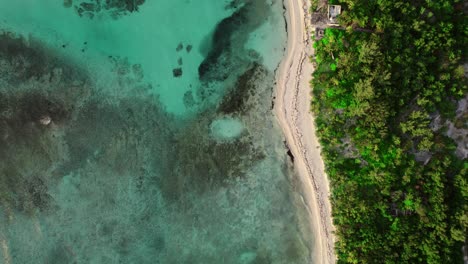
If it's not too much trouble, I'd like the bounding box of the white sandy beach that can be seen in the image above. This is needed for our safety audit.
[274,0,336,263]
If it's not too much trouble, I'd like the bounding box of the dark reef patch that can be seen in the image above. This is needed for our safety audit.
[218,63,266,115]
[159,64,271,203]
[185,45,193,53]
[47,243,75,264]
[0,31,171,216]
[61,93,174,177]
[23,175,53,212]
[0,33,90,215]
[0,92,72,160]
[0,92,72,214]
[225,0,243,10]
[197,0,270,82]
[62,99,123,173]
[183,91,195,108]
[173,68,182,77]
[72,0,146,19]
[0,32,88,84]
[197,5,249,81]
[17,93,71,125]
[0,29,273,216]
[176,43,183,52]
[109,56,146,86]
[0,33,53,80]
[163,131,265,202]
[63,0,73,8]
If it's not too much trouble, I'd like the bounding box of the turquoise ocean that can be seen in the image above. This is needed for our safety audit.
[0,0,313,263]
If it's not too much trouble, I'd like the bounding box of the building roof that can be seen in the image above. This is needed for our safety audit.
[328,5,341,25]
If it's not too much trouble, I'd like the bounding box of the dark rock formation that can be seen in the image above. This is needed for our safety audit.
[176,43,183,52]
[173,68,182,77]
[72,0,146,19]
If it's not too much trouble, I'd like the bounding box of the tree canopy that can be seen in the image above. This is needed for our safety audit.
[310,0,467,263]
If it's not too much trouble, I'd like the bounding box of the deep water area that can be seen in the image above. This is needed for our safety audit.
[0,0,313,263]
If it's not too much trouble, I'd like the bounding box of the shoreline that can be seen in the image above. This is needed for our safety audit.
[274,0,336,263]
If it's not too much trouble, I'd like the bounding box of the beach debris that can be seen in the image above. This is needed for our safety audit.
[173,68,182,77]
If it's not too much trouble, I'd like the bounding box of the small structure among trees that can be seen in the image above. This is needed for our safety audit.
[328,5,341,25]
[311,3,342,32]
[312,4,342,40]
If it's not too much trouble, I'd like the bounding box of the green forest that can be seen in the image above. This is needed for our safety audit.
[310,0,467,263]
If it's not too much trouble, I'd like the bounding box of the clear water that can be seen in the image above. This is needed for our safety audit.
[0,0,313,263]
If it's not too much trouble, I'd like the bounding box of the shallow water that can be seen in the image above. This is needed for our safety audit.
[0,0,313,263]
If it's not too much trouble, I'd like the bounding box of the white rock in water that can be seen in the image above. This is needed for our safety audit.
[39,115,52,125]
[210,117,244,141]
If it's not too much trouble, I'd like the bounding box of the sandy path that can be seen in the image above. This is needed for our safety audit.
[274,0,336,263]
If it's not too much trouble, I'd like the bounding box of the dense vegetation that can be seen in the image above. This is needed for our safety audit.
[310,0,467,263]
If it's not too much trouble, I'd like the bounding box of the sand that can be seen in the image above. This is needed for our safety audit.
[274,0,336,263]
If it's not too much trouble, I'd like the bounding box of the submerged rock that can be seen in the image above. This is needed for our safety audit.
[173,68,182,77]
[63,0,73,8]
[39,115,52,126]
[218,63,266,114]
[197,1,269,81]
[183,91,195,107]
[176,43,183,52]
